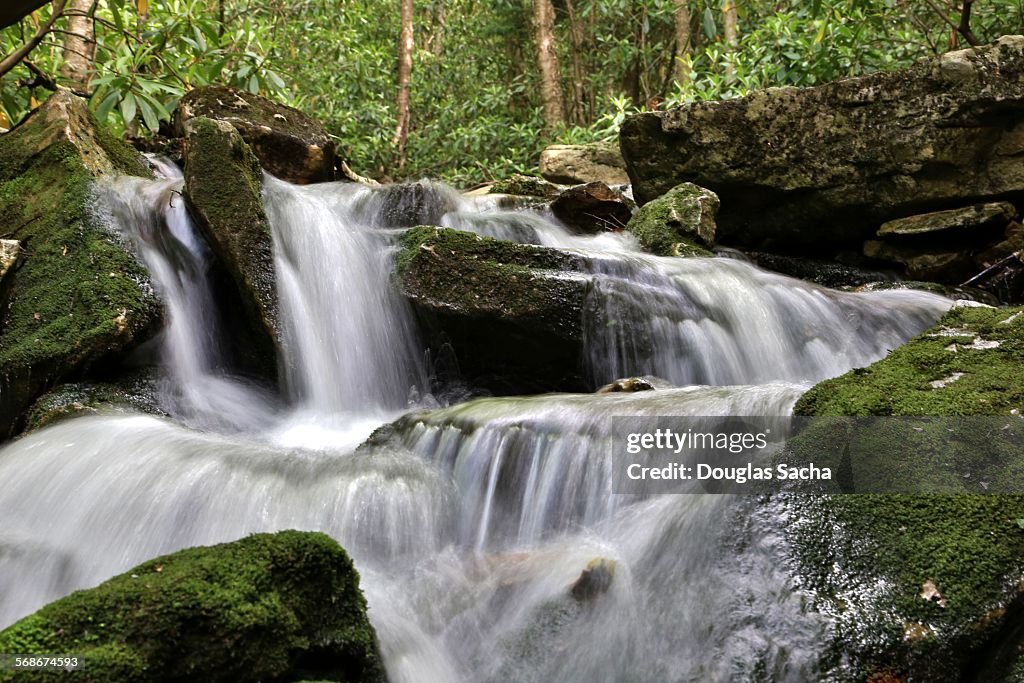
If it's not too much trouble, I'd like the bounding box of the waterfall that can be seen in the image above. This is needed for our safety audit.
[0,174,954,681]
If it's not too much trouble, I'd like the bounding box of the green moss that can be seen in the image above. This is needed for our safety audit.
[784,304,1024,679]
[397,226,586,332]
[183,117,278,369]
[0,531,386,683]
[794,305,1024,417]
[624,183,717,257]
[488,174,562,198]
[0,94,162,437]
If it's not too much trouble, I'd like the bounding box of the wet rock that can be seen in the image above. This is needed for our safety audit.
[0,531,386,683]
[748,251,895,288]
[853,280,1000,306]
[863,240,971,282]
[540,141,629,186]
[597,377,655,394]
[878,202,1016,238]
[781,304,1024,680]
[176,85,334,184]
[550,181,633,234]
[396,226,590,393]
[489,173,563,199]
[23,371,166,432]
[625,182,717,256]
[621,36,1024,252]
[183,116,279,370]
[570,558,616,601]
[367,181,460,227]
[0,89,162,439]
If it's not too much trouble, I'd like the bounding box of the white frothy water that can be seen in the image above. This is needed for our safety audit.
[0,176,953,681]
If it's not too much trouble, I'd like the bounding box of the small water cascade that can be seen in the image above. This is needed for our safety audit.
[0,173,955,681]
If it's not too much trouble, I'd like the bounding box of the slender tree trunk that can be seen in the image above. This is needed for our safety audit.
[427,0,446,55]
[532,0,564,132]
[59,0,96,95]
[673,0,692,85]
[393,0,414,170]
[564,0,587,125]
[722,0,738,76]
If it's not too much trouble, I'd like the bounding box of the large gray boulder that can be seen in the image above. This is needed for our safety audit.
[540,142,629,186]
[620,36,1024,252]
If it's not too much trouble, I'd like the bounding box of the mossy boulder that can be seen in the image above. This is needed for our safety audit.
[795,304,1024,417]
[488,174,563,199]
[0,531,386,683]
[183,116,279,372]
[780,304,1024,680]
[176,85,334,184]
[0,89,162,439]
[23,372,165,432]
[624,182,717,257]
[621,36,1024,252]
[396,226,590,393]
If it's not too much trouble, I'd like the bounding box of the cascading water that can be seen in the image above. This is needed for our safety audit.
[0,173,954,681]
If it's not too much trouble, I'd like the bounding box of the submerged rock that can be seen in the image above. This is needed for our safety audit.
[0,89,162,439]
[746,251,895,288]
[0,531,386,683]
[540,141,629,186]
[396,226,590,393]
[183,116,279,370]
[176,85,335,184]
[368,181,460,227]
[624,182,717,257]
[550,181,633,233]
[782,304,1024,680]
[621,36,1024,252]
[570,558,616,602]
[596,377,655,394]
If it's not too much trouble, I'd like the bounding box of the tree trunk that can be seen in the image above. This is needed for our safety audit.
[532,0,564,132]
[564,0,587,125]
[673,0,692,85]
[393,0,414,170]
[722,0,738,76]
[59,0,96,95]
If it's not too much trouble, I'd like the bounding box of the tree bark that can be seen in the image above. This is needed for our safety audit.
[393,0,414,170]
[673,0,692,85]
[722,0,738,76]
[564,0,587,125]
[532,0,564,132]
[59,0,96,95]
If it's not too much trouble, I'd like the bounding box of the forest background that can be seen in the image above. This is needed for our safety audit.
[0,0,1022,186]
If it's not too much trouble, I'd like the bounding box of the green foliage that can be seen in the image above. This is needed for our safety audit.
[2,0,1022,184]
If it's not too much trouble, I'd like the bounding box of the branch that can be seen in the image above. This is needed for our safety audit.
[19,58,57,90]
[0,0,67,80]
[957,0,980,47]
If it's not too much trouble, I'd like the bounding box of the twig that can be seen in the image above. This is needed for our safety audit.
[0,0,67,80]
[961,251,1022,287]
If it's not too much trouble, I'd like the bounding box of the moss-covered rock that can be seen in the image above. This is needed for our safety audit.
[176,85,334,184]
[781,304,1024,680]
[0,531,386,683]
[795,304,1024,417]
[488,174,563,199]
[0,89,162,439]
[621,36,1024,252]
[183,117,278,372]
[397,226,590,393]
[624,182,717,256]
[23,372,166,432]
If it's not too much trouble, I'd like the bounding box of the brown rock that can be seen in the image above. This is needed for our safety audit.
[551,182,633,234]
